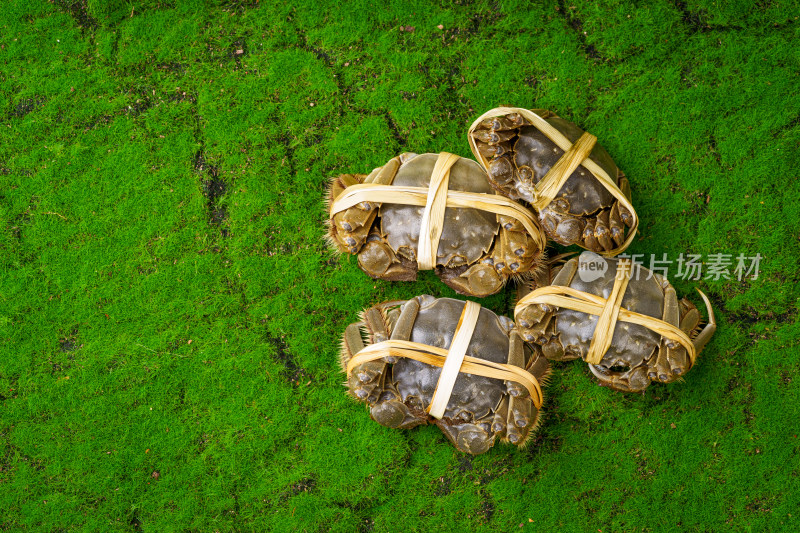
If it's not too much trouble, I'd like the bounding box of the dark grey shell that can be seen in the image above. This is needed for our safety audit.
[380,154,498,266]
[391,296,513,420]
[513,117,620,216]
[553,255,663,368]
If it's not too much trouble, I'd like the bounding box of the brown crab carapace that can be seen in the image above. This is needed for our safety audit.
[340,296,550,454]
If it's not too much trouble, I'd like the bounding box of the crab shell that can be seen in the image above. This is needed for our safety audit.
[516,253,716,393]
[340,296,550,454]
[469,109,634,252]
[380,154,496,267]
[326,153,546,297]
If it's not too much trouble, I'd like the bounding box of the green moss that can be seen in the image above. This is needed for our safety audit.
[1,0,799,530]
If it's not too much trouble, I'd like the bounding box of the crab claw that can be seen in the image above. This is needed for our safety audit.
[589,364,650,393]
[370,392,420,429]
[357,233,417,282]
[440,262,504,298]
[437,421,494,455]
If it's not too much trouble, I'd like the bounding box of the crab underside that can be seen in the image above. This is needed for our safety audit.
[470,110,635,253]
[516,254,716,393]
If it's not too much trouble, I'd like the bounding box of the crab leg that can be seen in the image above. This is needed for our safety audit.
[651,285,685,382]
[506,331,537,443]
[505,385,533,445]
[494,215,541,276]
[364,156,400,185]
[582,219,599,251]
[619,175,632,202]
[517,257,577,345]
[691,290,717,354]
[608,203,625,247]
[332,156,401,255]
[476,113,528,133]
[482,141,514,158]
[491,396,509,438]
[329,174,377,252]
[505,333,528,398]
[355,300,422,429]
[472,128,517,145]
[505,400,523,444]
[540,318,568,361]
[389,297,420,343]
[589,363,650,393]
[354,306,394,380]
[341,321,384,401]
[594,210,615,251]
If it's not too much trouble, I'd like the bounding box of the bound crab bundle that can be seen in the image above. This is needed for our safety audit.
[340,296,549,454]
[468,107,638,255]
[327,106,717,454]
[515,252,716,393]
[327,152,547,297]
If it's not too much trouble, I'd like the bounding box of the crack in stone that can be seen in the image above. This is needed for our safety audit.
[555,0,607,62]
[297,31,408,149]
[52,0,98,33]
[194,150,229,234]
[672,1,745,33]
[10,98,45,118]
[266,332,307,385]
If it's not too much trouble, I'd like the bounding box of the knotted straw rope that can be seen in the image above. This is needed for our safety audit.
[329,153,547,270]
[345,301,543,420]
[468,107,639,257]
[515,260,709,367]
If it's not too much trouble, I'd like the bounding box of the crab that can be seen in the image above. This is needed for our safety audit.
[468,107,636,254]
[515,252,716,393]
[327,152,545,297]
[340,296,550,454]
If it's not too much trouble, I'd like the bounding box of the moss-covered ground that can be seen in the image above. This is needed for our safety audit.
[2,1,799,531]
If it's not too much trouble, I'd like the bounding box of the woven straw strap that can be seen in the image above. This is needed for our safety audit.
[345,302,543,419]
[427,300,480,418]
[329,153,547,268]
[417,153,461,269]
[468,107,639,257]
[515,260,699,367]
